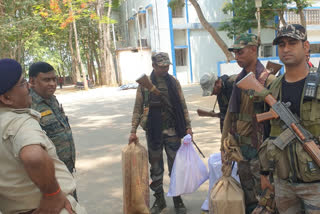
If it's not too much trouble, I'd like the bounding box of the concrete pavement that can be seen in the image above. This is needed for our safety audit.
[57,84,222,214]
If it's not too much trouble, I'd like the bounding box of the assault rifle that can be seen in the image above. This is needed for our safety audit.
[237,72,320,167]
[266,61,282,75]
[136,74,206,158]
[197,98,220,118]
[197,109,220,118]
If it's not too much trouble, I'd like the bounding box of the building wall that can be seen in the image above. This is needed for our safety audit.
[187,0,232,23]
[189,29,233,83]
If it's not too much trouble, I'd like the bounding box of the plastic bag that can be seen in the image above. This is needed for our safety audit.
[167,134,208,197]
[201,153,239,211]
[122,140,150,214]
[209,176,245,214]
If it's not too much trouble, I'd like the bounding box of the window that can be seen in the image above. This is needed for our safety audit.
[175,49,187,66]
[261,44,273,57]
[139,13,146,29]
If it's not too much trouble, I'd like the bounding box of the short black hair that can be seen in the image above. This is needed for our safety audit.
[29,62,54,77]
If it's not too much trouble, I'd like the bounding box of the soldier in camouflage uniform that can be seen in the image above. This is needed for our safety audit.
[29,62,76,176]
[129,52,192,214]
[200,73,236,132]
[259,24,320,214]
[221,33,275,214]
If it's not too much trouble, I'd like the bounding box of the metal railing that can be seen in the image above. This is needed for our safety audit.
[286,9,320,25]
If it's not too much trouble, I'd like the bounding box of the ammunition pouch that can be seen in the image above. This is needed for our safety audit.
[266,138,290,180]
[295,140,320,182]
[139,107,149,131]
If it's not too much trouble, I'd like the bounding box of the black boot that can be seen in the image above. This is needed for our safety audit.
[173,196,187,214]
[150,192,166,214]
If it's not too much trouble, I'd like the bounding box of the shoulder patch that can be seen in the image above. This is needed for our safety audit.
[40,110,53,117]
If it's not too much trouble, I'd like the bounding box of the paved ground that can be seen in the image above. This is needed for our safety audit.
[56,84,222,214]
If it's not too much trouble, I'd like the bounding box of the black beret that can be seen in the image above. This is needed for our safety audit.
[0,59,22,95]
[29,62,54,77]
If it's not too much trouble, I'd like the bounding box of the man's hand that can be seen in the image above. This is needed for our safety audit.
[128,133,138,144]
[260,175,274,192]
[32,191,73,214]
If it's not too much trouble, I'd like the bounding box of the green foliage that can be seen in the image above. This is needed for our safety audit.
[220,0,311,39]
[0,0,119,79]
[168,0,185,11]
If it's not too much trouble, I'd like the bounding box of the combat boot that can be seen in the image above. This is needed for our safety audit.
[150,192,166,214]
[173,196,187,214]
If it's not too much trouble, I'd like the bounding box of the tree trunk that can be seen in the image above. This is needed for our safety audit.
[97,0,108,85]
[295,0,307,28]
[69,24,81,83]
[105,0,118,85]
[91,42,101,85]
[278,10,287,26]
[85,49,93,83]
[188,0,234,62]
[298,9,306,28]
[69,1,88,90]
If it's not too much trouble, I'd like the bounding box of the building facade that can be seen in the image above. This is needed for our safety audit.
[116,0,320,84]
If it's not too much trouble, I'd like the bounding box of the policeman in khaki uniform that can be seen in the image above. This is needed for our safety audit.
[129,52,192,214]
[259,24,320,214]
[29,62,76,175]
[0,59,86,214]
[221,33,275,214]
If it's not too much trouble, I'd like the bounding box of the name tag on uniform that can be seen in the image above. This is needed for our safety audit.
[41,110,53,117]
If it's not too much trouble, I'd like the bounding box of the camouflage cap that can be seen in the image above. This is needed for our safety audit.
[273,24,307,45]
[228,33,259,51]
[152,52,172,66]
[200,73,217,96]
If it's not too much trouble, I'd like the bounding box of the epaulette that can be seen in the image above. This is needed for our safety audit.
[12,108,41,121]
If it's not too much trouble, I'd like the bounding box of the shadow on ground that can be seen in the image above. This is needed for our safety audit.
[57,85,222,214]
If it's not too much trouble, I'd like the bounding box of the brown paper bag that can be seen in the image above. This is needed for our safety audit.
[209,176,245,214]
[122,141,150,214]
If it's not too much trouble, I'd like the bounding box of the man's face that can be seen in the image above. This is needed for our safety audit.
[277,37,309,66]
[212,79,222,95]
[233,46,257,69]
[30,71,57,99]
[153,63,170,77]
[0,75,32,109]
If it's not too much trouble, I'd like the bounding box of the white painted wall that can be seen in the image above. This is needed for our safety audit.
[189,30,233,83]
[187,0,232,23]
[117,49,153,84]
[174,30,187,46]
[308,30,320,42]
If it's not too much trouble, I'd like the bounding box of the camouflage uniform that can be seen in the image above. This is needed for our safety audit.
[259,24,320,214]
[221,33,275,214]
[30,89,76,173]
[131,54,191,194]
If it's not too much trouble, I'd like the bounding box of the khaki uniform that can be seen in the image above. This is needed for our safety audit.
[0,108,86,214]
